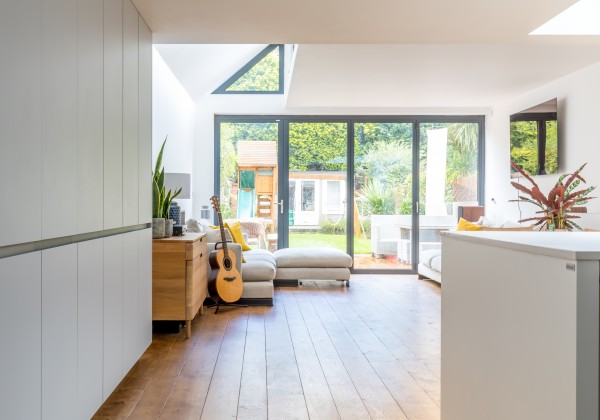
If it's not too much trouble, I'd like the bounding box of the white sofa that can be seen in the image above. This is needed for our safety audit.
[418,249,442,283]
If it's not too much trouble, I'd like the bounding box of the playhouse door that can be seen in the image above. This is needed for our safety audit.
[289,179,319,226]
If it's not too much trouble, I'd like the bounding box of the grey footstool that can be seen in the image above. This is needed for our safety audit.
[273,247,353,287]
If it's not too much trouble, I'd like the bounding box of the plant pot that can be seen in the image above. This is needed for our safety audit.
[152,218,165,239]
[164,219,174,237]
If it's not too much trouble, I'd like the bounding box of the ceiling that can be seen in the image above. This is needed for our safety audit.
[286,44,600,108]
[142,0,600,108]
[134,0,589,44]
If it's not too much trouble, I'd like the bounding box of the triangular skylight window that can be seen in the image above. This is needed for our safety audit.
[213,44,284,94]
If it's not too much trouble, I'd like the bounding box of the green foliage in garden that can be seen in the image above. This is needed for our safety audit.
[226,47,279,92]
[219,120,480,218]
[510,121,538,176]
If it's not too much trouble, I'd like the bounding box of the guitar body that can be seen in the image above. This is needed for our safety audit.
[208,247,243,303]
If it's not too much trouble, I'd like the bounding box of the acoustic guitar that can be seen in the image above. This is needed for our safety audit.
[207,195,243,305]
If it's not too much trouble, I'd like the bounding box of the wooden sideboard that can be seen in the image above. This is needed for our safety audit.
[152,232,208,338]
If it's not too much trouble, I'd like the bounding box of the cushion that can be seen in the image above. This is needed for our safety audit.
[225,221,252,251]
[420,248,441,266]
[205,227,243,261]
[430,254,442,272]
[206,227,233,243]
[244,249,276,265]
[186,218,201,233]
[457,217,482,231]
[242,260,276,282]
[274,247,352,268]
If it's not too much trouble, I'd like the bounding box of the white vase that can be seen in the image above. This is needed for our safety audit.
[152,218,165,238]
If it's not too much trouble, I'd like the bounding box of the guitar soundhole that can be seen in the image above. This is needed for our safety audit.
[223,257,232,271]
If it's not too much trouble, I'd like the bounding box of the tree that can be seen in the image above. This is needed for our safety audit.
[288,123,346,171]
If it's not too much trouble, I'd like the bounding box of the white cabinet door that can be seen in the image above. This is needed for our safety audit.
[123,231,140,373]
[138,17,153,224]
[0,253,42,418]
[78,239,104,419]
[42,245,78,420]
[0,1,42,246]
[138,228,153,353]
[103,0,123,229]
[123,0,139,227]
[42,0,78,239]
[103,234,123,399]
[77,0,104,234]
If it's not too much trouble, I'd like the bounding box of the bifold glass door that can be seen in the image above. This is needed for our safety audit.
[287,122,347,251]
[417,122,481,268]
[353,123,413,270]
[216,116,484,273]
[218,121,281,251]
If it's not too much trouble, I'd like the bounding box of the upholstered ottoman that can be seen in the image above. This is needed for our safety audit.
[273,247,353,287]
[241,249,276,304]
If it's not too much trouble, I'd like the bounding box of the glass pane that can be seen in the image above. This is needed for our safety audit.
[219,121,279,251]
[419,122,479,263]
[545,120,558,174]
[226,47,279,92]
[326,181,341,211]
[354,123,413,269]
[301,181,315,211]
[288,122,347,251]
[510,120,538,177]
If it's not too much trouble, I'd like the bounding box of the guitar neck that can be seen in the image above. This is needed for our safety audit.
[216,210,229,258]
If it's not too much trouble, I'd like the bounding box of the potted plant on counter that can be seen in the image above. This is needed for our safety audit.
[152,137,182,238]
[510,160,596,231]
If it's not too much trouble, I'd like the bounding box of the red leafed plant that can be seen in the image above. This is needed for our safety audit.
[510,160,596,231]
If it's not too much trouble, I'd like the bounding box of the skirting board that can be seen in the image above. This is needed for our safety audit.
[203,297,273,307]
[273,279,299,287]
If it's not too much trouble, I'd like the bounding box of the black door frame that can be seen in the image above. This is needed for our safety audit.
[214,114,485,274]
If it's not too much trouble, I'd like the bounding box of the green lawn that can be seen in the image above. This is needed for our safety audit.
[289,233,371,254]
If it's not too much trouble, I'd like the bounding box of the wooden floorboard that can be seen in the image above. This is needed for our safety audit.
[94,275,441,420]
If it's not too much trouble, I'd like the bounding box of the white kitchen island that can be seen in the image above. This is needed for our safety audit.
[441,231,599,420]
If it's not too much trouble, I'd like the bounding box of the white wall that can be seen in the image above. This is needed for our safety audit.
[485,61,600,228]
[153,49,195,218]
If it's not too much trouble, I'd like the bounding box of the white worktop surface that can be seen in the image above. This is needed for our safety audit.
[442,231,600,260]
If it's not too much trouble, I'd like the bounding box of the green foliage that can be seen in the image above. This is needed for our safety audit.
[545,120,558,174]
[399,200,412,215]
[152,137,181,219]
[362,140,412,186]
[289,122,346,171]
[510,121,538,176]
[320,220,346,235]
[356,179,396,216]
[152,138,166,218]
[226,47,279,92]
[218,121,480,218]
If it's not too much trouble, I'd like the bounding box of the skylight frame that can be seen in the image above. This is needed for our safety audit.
[212,44,285,94]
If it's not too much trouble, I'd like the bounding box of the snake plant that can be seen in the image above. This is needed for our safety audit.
[152,137,182,219]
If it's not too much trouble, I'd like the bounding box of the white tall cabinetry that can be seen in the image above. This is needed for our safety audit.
[442,231,600,420]
[0,0,153,417]
[0,254,42,419]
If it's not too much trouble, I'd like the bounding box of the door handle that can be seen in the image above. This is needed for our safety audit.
[278,200,284,214]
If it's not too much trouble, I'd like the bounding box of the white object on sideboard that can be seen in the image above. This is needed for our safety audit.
[441,231,599,420]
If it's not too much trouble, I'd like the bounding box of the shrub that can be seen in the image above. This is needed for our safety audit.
[320,220,346,235]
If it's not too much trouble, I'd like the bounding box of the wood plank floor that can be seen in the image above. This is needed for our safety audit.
[94,275,441,420]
